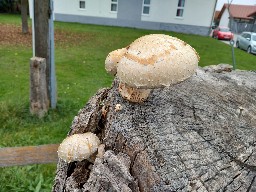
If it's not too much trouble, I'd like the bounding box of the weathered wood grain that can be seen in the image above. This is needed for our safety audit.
[34,0,50,94]
[53,68,256,192]
[0,144,59,167]
[30,57,49,117]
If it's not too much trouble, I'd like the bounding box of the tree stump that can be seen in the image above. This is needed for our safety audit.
[52,67,256,192]
[30,57,49,117]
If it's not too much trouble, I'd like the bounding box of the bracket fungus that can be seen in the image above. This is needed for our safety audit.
[105,34,200,102]
[58,132,101,163]
[105,48,127,75]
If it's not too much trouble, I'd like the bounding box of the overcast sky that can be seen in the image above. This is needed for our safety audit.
[216,0,256,10]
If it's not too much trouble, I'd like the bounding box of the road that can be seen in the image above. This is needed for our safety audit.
[221,33,238,47]
[210,30,238,47]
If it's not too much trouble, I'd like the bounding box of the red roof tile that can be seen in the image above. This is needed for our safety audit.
[218,4,256,20]
[248,10,256,17]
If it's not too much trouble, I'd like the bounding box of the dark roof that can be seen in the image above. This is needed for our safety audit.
[218,4,256,20]
[248,10,256,17]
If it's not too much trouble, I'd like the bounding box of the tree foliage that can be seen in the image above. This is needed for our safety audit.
[0,0,20,13]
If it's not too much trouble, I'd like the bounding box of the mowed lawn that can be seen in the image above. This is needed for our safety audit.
[0,14,256,191]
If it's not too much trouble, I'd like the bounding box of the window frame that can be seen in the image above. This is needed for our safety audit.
[79,0,86,10]
[246,34,251,40]
[110,0,118,13]
[176,0,185,18]
[241,33,247,38]
[142,0,151,15]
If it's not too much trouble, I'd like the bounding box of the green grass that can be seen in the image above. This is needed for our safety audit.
[0,164,55,192]
[0,14,256,191]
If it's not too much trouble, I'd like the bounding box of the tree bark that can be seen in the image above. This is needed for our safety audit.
[30,57,49,117]
[21,0,28,34]
[34,0,50,104]
[52,66,256,191]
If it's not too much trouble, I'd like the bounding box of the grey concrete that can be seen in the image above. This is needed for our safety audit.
[221,33,238,47]
[210,30,238,47]
[55,13,211,36]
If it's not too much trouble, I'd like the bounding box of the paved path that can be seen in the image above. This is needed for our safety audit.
[209,30,238,47]
[221,33,238,47]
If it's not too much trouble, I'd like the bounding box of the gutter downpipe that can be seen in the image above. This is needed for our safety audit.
[32,0,35,57]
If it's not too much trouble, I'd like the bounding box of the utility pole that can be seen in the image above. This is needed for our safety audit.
[227,0,234,31]
[49,0,56,108]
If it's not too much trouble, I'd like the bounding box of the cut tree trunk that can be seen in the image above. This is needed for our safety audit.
[30,57,49,117]
[52,67,256,192]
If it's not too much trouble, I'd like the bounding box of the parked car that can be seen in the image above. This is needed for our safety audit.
[212,26,234,40]
[236,32,256,54]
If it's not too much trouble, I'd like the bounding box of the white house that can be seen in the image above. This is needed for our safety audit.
[29,0,217,36]
[218,4,256,33]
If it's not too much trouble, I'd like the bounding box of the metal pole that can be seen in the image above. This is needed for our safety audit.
[230,40,236,70]
[49,0,57,108]
[32,0,35,57]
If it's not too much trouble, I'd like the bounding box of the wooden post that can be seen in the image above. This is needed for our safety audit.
[30,57,49,118]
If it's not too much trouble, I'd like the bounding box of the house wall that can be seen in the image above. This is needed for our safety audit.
[117,0,142,21]
[29,0,217,36]
[54,0,117,18]
[219,8,229,27]
[141,0,216,27]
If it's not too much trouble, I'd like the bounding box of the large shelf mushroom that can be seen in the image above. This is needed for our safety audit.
[105,34,200,102]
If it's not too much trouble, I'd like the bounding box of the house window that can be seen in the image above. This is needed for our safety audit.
[111,0,118,12]
[142,0,150,15]
[176,0,185,17]
[79,0,86,9]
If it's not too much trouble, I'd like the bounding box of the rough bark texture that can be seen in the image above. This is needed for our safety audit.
[53,67,256,192]
[21,0,28,34]
[34,0,50,102]
[30,57,49,117]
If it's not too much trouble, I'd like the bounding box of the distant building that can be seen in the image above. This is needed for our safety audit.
[29,0,217,36]
[217,4,256,33]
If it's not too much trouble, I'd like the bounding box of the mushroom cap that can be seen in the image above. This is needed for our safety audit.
[105,48,127,75]
[116,34,200,89]
[58,132,100,163]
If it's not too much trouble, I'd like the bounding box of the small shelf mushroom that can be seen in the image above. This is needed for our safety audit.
[105,34,200,102]
[58,132,101,163]
[105,48,127,75]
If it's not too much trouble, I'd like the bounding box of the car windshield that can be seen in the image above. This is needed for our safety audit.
[219,28,230,32]
[252,35,256,41]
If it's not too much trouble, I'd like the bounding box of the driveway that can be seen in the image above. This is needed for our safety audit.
[221,33,238,47]
[210,30,238,47]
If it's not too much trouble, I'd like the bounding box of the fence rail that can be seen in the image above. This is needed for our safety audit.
[0,144,59,167]
[231,20,256,34]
